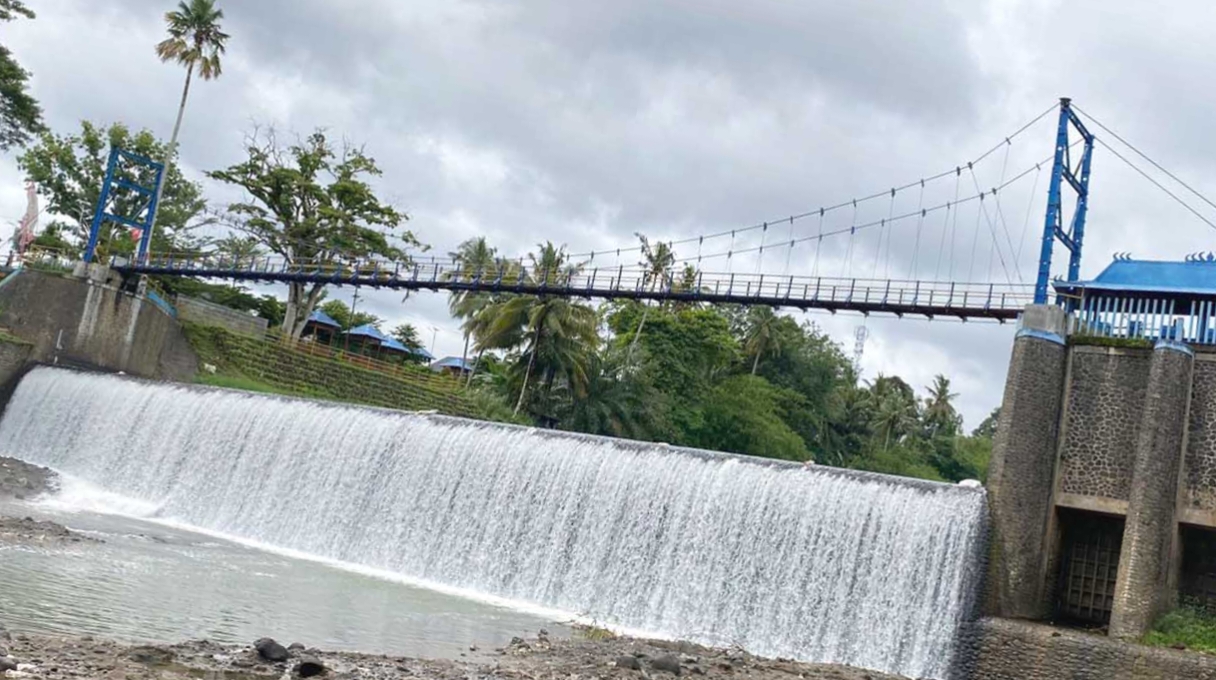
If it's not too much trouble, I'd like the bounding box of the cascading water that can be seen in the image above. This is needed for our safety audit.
[0,367,987,679]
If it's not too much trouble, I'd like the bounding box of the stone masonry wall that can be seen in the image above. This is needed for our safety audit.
[965,617,1216,680]
[1058,347,1152,501]
[175,295,268,338]
[1184,356,1216,512]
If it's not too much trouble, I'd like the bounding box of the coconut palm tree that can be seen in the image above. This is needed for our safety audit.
[150,0,229,246]
[445,237,498,380]
[477,243,597,416]
[743,305,781,375]
[628,233,675,357]
[922,374,961,438]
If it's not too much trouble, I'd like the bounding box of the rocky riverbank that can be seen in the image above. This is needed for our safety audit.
[0,626,907,679]
[0,457,56,500]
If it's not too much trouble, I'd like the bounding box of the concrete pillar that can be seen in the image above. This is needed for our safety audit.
[985,304,1069,619]
[1109,339,1193,639]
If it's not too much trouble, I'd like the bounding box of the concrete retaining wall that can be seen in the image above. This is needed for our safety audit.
[967,617,1216,679]
[0,270,196,381]
[175,295,268,338]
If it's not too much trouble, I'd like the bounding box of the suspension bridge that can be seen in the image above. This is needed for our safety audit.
[73,98,1212,324]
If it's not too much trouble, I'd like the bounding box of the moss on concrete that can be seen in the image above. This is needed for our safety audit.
[1069,334,1154,350]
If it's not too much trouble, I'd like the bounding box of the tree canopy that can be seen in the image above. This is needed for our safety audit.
[18,121,206,260]
[0,0,43,151]
[207,129,420,340]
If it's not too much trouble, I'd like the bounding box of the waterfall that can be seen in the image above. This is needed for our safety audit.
[0,367,987,679]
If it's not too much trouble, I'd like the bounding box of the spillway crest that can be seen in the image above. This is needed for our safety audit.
[0,367,987,679]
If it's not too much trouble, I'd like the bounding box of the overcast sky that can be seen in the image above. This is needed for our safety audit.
[4,0,1216,428]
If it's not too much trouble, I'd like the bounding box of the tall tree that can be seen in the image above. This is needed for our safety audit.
[0,0,43,150]
[150,0,229,245]
[19,121,207,260]
[477,243,597,416]
[742,305,781,375]
[318,299,381,331]
[208,129,418,340]
[445,237,498,378]
[922,375,962,438]
[629,233,675,357]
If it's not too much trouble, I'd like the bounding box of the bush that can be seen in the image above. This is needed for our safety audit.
[1144,607,1216,654]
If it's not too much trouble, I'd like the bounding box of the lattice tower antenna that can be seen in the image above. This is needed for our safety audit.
[853,325,869,374]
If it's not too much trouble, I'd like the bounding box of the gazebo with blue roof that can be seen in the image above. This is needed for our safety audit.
[345,323,434,362]
[1053,253,1216,344]
[302,309,343,345]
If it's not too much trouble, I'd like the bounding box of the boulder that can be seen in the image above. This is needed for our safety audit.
[288,642,306,652]
[651,655,682,675]
[0,657,16,672]
[295,655,326,677]
[254,638,290,663]
[615,655,641,670]
[127,646,175,666]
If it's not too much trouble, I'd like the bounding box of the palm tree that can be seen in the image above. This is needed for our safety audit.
[743,306,781,375]
[445,237,498,381]
[922,374,961,438]
[150,0,229,248]
[478,243,597,416]
[628,233,675,357]
[867,375,918,451]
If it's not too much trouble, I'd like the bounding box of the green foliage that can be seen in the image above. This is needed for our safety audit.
[691,375,810,461]
[474,243,599,418]
[155,0,229,81]
[183,323,491,419]
[18,121,206,259]
[1145,607,1216,654]
[318,299,381,331]
[195,373,323,398]
[0,0,42,151]
[1069,334,1153,349]
[207,128,419,340]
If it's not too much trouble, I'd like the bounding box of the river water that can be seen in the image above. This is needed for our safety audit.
[0,367,989,679]
[0,490,566,658]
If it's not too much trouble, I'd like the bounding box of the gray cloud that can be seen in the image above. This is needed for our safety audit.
[3,0,1216,428]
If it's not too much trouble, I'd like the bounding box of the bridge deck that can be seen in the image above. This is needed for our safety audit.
[113,256,1035,321]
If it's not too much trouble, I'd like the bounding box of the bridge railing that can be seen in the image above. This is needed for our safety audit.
[123,252,1035,316]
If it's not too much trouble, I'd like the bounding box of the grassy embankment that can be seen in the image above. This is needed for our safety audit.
[182,323,491,419]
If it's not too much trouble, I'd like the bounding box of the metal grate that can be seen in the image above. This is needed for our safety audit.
[1181,526,1216,610]
[1056,509,1124,625]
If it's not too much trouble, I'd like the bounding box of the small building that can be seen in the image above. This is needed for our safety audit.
[1053,254,1216,344]
[302,309,342,345]
[431,356,474,377]
[345,323,434,363]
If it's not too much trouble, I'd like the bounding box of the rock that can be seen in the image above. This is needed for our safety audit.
[254,638,289,663]
[288,642,306,651]
[651,655,682,675]
[615,655,642,670]
[0,657,16,672]
[127,646,175,666]
[295,655,326,677]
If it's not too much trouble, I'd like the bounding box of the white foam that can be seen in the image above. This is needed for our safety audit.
[0,367,987,679]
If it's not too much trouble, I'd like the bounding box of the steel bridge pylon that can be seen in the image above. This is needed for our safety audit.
[1035,97,1095,305]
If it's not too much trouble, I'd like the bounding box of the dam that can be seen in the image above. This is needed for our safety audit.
[0,366,987,680]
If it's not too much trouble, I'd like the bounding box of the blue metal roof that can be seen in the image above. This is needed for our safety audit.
[347,323,433,359]
[1055,257,1216,296]
[432,356,472,370]
[307,309,342,328]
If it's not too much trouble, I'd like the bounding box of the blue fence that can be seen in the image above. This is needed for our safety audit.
[1068,294,1216,344]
